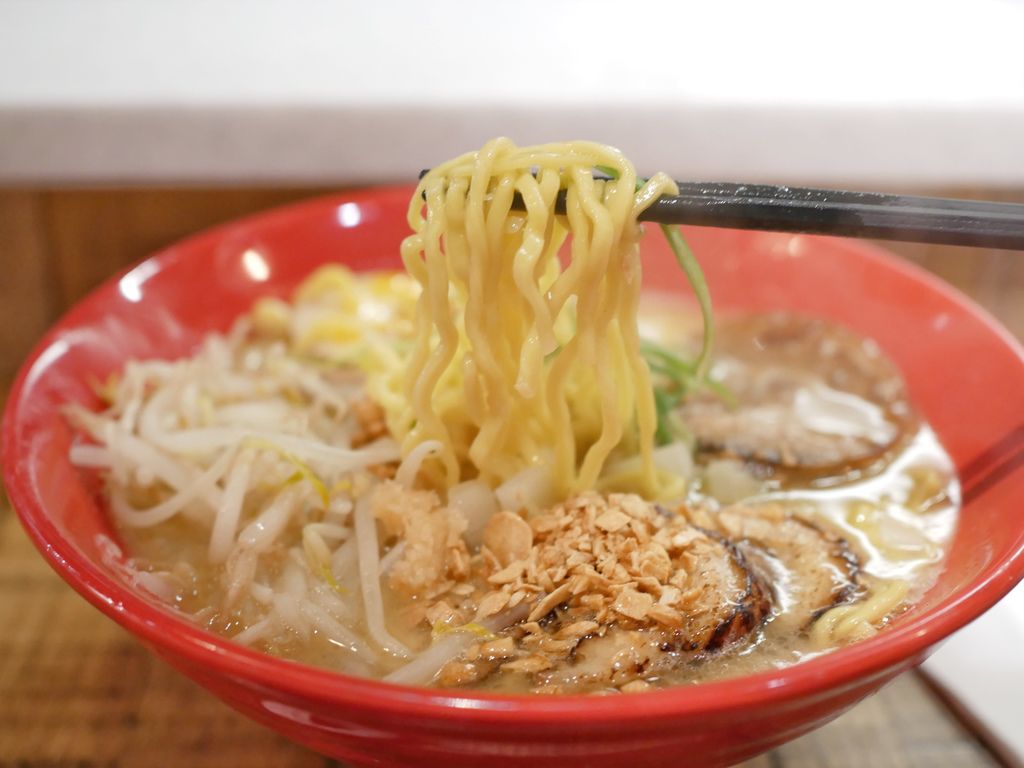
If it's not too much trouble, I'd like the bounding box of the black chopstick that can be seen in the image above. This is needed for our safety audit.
[420,171,1024,250]
[640,183,1024,250]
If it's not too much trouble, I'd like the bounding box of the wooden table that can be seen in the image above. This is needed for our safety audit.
[1,188,1022,768]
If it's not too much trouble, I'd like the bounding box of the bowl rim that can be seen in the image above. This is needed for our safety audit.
[4,186,1024,726]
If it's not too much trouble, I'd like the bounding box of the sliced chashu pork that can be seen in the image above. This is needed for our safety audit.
[437,496,864,693]
[532,526,772,692]
[437,494,773,693]
[679,313,914,476]
[714,503,861,635]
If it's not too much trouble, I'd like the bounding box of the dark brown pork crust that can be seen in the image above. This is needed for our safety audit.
[697,527,774,652]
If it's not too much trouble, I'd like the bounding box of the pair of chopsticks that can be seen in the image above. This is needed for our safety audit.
[421,170,1024,249]
[636,182,1024,250]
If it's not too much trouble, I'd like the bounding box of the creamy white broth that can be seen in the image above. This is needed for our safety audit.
[663,425,957,686]
[124,431,957,690]
[97,301,959,694]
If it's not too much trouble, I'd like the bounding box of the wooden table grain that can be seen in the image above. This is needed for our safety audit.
[1,187,1022,768]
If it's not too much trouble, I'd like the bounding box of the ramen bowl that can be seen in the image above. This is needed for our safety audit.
[4,186,1024,768]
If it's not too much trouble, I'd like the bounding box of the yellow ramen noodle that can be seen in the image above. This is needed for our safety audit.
[382,138,680,497]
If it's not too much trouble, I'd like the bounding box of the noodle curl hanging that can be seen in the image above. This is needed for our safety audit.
[377,138,682,498]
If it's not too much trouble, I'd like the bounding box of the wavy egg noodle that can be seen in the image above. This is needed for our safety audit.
[811,578,910,646]
[389,138,678,498]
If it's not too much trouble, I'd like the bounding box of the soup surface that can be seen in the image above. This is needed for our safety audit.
[75,279,958,694]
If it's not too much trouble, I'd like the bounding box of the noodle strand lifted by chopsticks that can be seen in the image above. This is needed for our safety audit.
[384,138,681,498]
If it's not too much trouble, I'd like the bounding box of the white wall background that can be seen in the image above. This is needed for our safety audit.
[1,0,1023,185]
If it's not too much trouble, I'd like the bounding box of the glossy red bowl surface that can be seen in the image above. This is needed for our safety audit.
[4,186,1024,768]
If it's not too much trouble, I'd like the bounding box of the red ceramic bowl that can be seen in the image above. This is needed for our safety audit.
[4,186,1024,768]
